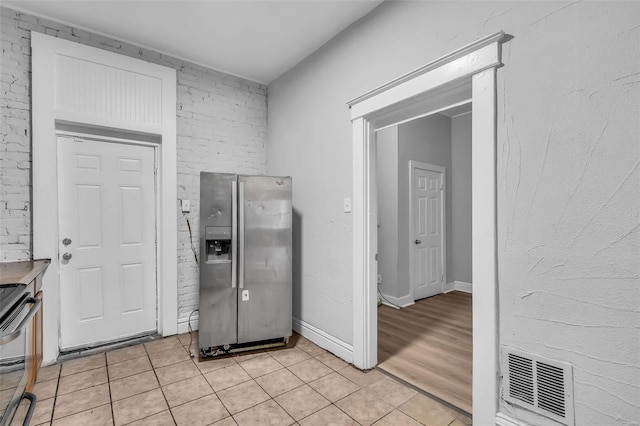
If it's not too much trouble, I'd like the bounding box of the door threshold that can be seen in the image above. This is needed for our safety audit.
[375,366,472,418]
[57,332,158,363]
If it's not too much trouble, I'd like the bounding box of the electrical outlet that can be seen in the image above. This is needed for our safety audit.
[181,199,190,213]
[242,290,249,301]
[344,197,352,213]
[377,274,382,285]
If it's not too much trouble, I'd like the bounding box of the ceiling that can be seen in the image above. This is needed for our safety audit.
[4,0,384,84]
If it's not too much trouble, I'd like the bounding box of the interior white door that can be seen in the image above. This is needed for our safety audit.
[412,166,444,300]
[57,136,157,350]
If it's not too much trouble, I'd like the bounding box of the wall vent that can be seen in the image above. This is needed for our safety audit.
[502,347,574,425]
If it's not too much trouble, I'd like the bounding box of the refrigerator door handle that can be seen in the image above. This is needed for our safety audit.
[231,180,238,289]
[238,181,245,289]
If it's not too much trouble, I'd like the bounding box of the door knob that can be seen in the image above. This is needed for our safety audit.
[415,239,422,245]
[62,238,72,246]
[62,253,72,261]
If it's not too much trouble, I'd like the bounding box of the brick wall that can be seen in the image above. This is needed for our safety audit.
[0,7,268,322]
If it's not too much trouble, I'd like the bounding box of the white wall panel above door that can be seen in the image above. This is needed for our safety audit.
[54,54,162,130]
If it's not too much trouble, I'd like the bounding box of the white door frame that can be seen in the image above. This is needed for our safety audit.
[56,131,161,349]
[348,31,504,424]
[31,33,178,364]
[408,161,446,301]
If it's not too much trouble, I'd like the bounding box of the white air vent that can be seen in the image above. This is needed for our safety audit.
[503,347,574,425]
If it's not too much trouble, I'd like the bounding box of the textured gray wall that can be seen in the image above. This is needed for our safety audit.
[267,1,640,424]
[0,7,268,324]
[451,113,472,284]
[375,126,399,299]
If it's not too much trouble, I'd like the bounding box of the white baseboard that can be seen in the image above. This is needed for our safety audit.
[444,280,472,293]
[379,292,415,308]
[177,314,199,334]
[292,317,353,364]
[495,412,530,426]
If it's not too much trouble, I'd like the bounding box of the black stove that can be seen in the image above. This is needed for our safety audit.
[0,284,28,328]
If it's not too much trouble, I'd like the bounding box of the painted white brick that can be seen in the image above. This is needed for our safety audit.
[0,6,267,322]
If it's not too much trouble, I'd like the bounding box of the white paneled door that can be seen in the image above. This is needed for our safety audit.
[57,136,157,350]
[412,165,444,300]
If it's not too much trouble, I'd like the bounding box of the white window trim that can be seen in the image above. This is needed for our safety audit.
[348,31,504,424]
[31,32,178,363]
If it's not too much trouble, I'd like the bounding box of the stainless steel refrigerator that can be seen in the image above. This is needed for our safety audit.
[199,172,292,358]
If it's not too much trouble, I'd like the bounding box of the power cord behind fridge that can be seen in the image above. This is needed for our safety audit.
[185,215,198,266]
[187,309,199,358]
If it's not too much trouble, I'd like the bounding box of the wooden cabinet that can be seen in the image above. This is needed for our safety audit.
[28,288,44,391]
[0,259,49,392]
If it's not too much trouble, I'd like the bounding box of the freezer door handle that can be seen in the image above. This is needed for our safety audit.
[231,180,238,289]
[239,181,245,289]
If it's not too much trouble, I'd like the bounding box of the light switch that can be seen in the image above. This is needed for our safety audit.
[242,290,249,301]
[344,197,352,213]
[181,199,190,213]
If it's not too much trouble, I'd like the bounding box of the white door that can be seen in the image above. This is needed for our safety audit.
[57,136,157,350]
[412,164,445,300]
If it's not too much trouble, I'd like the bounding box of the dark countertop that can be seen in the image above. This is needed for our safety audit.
[0,259,50,285]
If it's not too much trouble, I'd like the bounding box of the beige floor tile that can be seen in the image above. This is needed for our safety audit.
[335,388,394,426]
[177,331,197,347]
[148,346,190,369]
[449,419,469,426]
[308,372,360,403]
[194,356,236,374]
[398,394,459,426]
[127,410,176,426]
[269,348,311,367]
[233,399,294,426]
[315,352,348,371]
[144,336,183,354]
[155,359,200,386]
[373,410,421,425]
[106,344,147,365]
[365,376,417,407]
[238,354,284,378]
[112,388,168,426]
[53,383,110,419]
[32,378,57,400]
[337,366,384,388]
[36,364,61,383]
[274,384,330,421]
[60,353,106,377]
[212,417,238,426]
[294,338,326,357]
[110,370,159,401]
[287,359,332,383]
[254,368,304,398]
[108,355,152,381]
[51,403,112,426]
[217,380,270,415]
[162,375,213,408]
[171,394,229,426]
[30,397,54,425]
[204,364,252,392]
[57,367,108,396]
[298,405,357,426]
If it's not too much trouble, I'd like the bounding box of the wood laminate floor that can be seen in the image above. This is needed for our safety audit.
[377,291,472,414]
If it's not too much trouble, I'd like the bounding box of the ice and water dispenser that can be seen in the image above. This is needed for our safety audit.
[204,226,232,261]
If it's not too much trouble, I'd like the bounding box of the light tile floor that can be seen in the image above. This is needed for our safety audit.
[28,333,472,426]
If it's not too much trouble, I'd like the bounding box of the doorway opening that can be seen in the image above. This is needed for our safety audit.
[348,32,503,424]
[375,105,473,413]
